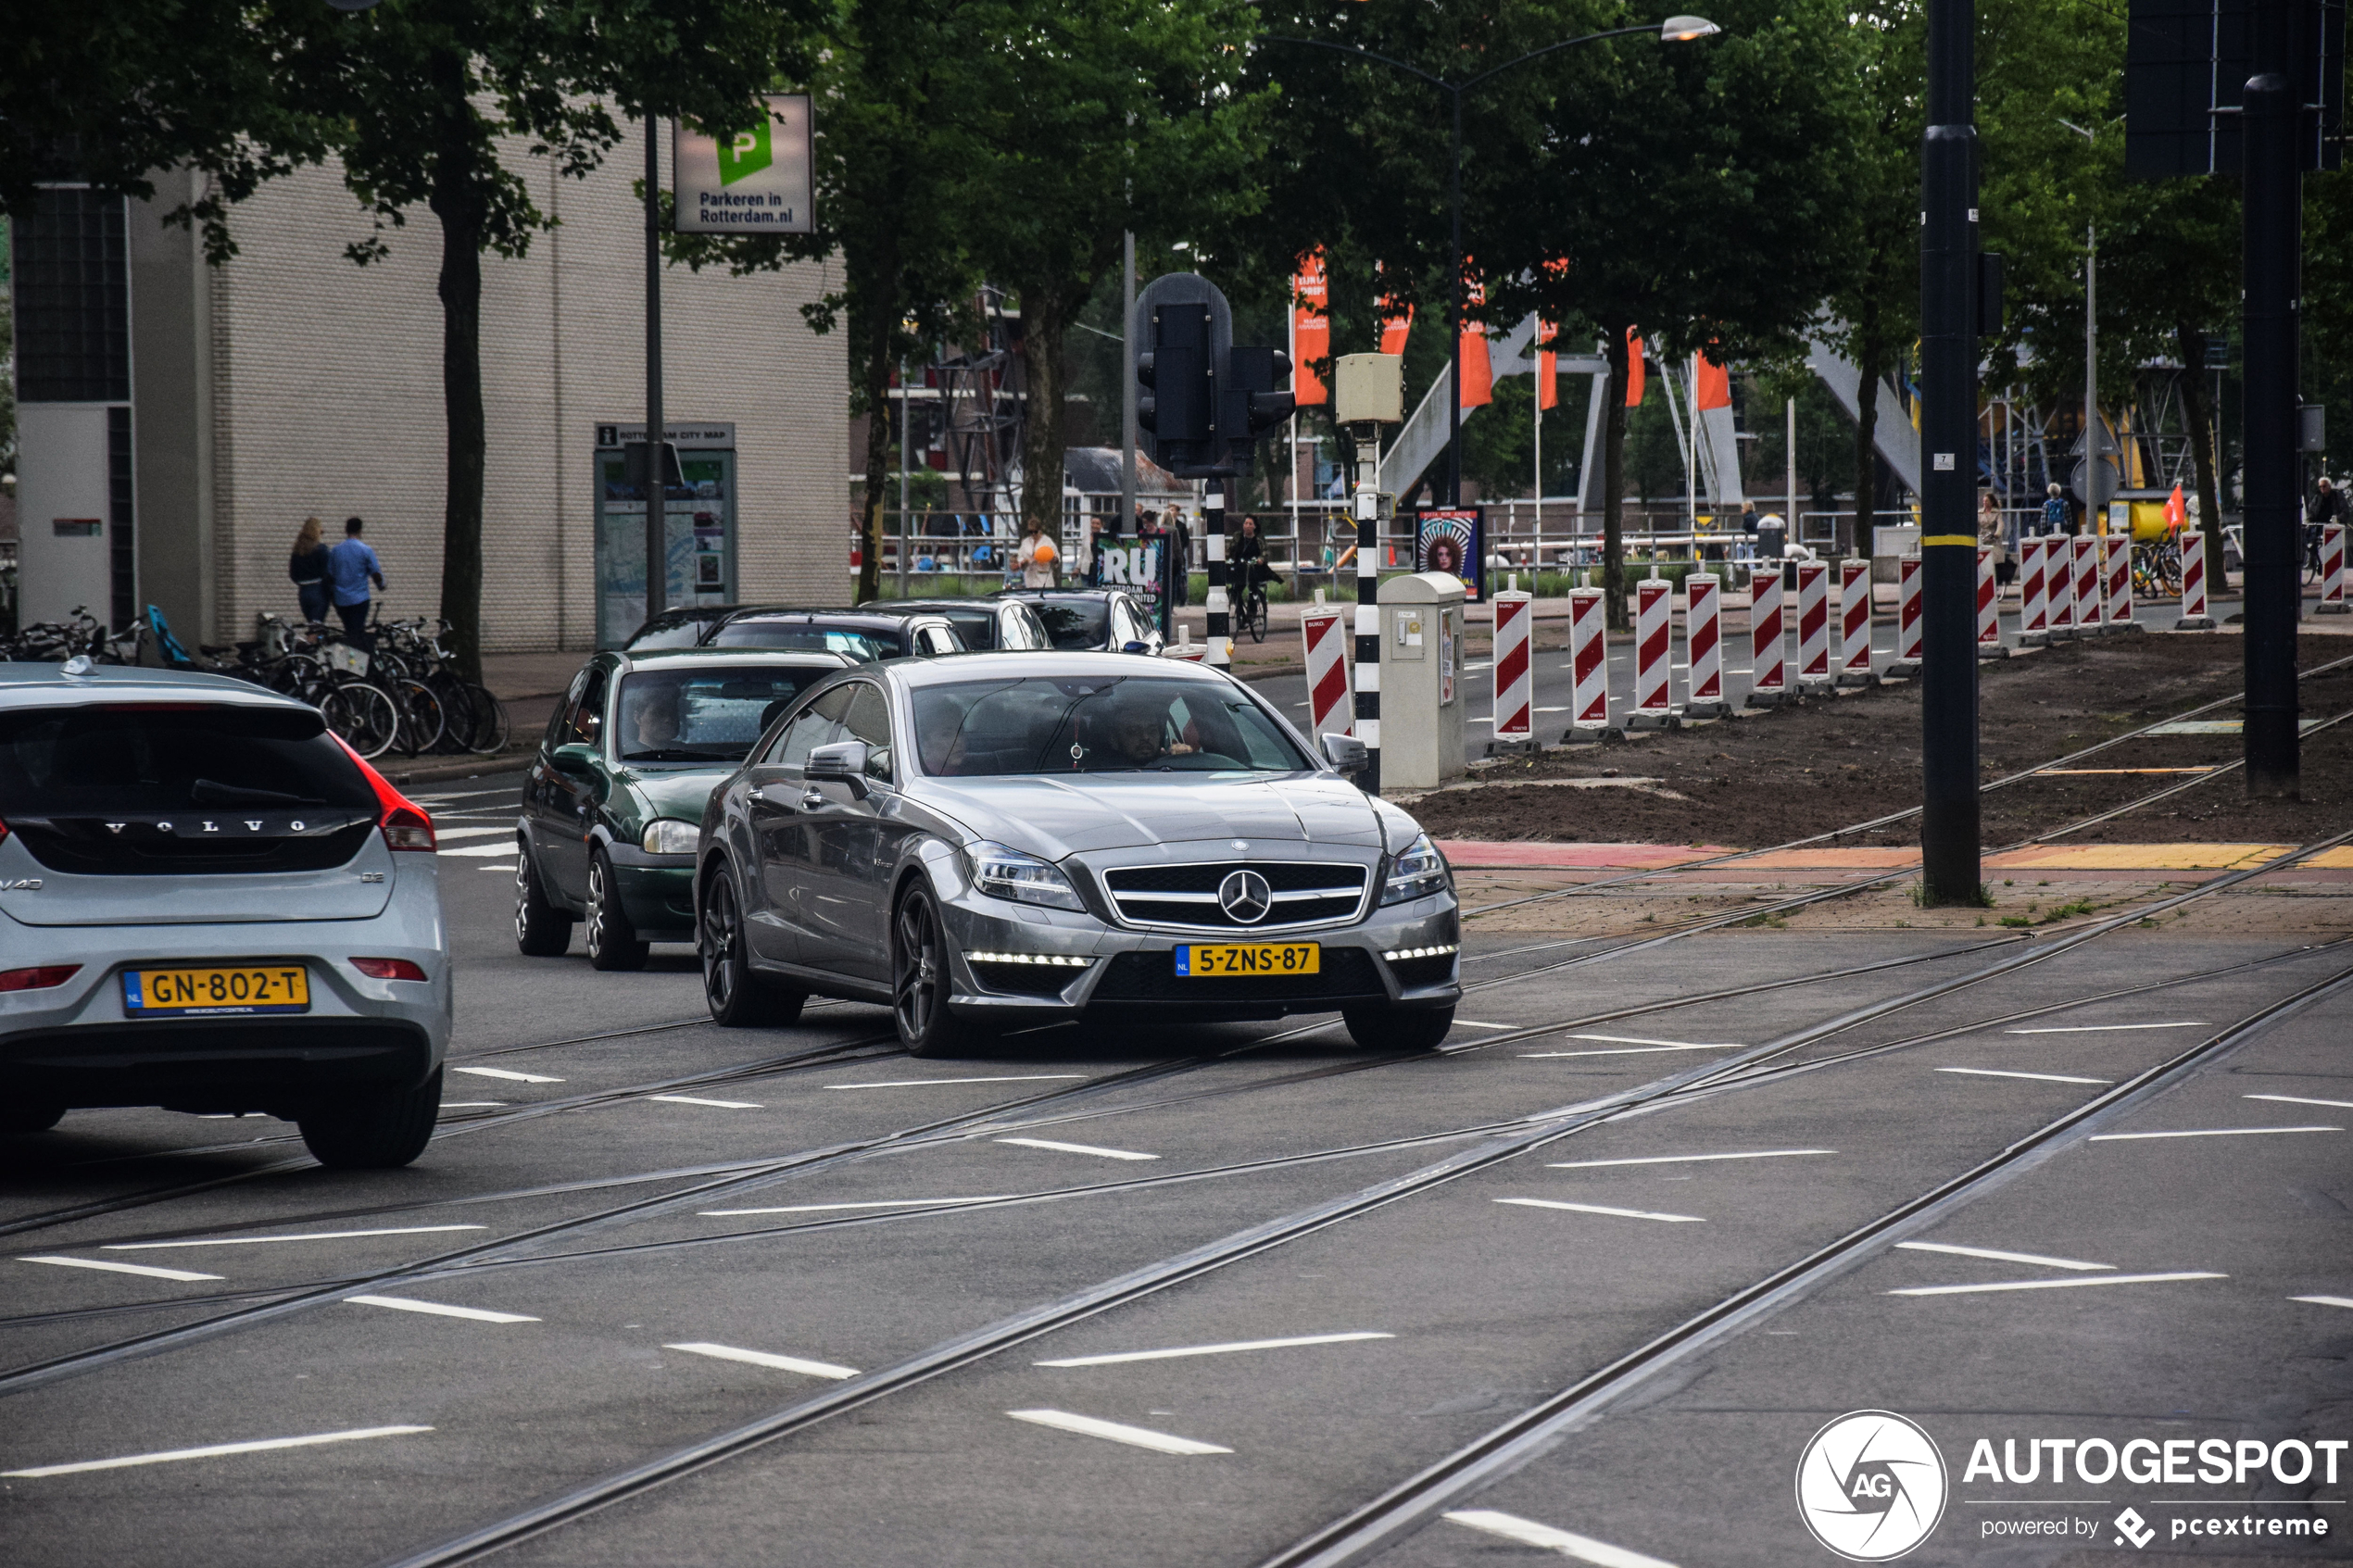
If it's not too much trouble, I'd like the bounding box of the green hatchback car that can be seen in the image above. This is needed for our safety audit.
[514,647,850,969]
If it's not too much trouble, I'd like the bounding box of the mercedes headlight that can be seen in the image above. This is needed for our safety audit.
[1379,834,1451,907]
[967,841,1088,911]
[640,819,700,855]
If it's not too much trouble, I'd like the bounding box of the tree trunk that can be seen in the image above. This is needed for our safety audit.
[2176,321,2228,592]
[855,305,895,605]
[1848,338,1881,563]
[428,48,486,682]
[1017,284,1069,558]
[1600,323,1632,630]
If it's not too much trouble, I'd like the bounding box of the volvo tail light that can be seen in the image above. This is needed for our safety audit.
[333,736,437,852]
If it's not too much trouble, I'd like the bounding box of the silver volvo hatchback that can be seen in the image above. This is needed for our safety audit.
[0,664,452,1166]
[695,653,1460,1055]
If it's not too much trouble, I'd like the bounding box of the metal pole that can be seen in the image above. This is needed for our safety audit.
[2085,221,2098,533]
[1447,87,1464,508]
[1353,429,1382,794]
[644,116,666,623]
[1122,230,1138,542]
[1204,487,1229,668]
[899,358,911,599]
[2243,0,2302,796]
[1785,396,1797,526]
[1919,0,1981,903]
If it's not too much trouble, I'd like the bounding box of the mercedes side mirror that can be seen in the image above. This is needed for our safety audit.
[806,739,871,794]
[1322,734,1367,774]
[550,743,597,775]
[1120,639,1152,655]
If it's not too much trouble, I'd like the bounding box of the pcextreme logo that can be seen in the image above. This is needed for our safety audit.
[1796,1411,1951,1562]
[716,119,773,185]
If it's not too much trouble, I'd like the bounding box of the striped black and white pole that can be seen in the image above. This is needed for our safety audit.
[1203,488,1229,669]
[1353,457,1381,794]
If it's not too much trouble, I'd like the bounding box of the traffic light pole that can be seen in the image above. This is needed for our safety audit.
[644,117,667,623]
[2243,0,2303,797]
[1918,0,1981,904]
[1353,432,1382,795]
[1204,489,1229,669]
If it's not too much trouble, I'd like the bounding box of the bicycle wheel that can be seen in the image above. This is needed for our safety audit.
[425,674,475,754]
[1247,590,1269,643]
[322,681,400,760]
[388,678,447,757]
[462,684,512,755]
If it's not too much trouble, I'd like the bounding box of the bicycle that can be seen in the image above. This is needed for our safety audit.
[1236,563,1271,644]
[2132,537,2183,600]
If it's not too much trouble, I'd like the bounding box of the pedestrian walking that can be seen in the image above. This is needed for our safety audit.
[1980,492,2014,585]
[287,517,333,624]
[328,515,387,641]
[1015,518,1060,589]
[2309,476,2339,579]
[2042,483,2071,537]
[1164,507,1192,608]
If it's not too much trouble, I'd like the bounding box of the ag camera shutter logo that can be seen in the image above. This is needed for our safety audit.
[1795,1410,1949,1561]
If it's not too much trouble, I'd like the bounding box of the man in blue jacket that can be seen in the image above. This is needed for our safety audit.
[328,515,387,640]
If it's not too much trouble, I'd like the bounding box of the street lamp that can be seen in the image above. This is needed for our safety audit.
[2059,118,2101,532]
[1274,18,1720,506]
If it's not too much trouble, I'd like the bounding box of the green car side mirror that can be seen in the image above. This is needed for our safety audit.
[550,743,598,775]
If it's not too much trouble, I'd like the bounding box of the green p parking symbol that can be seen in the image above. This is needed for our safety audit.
[717,118,773,185]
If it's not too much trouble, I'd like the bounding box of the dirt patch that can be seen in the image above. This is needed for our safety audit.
[1410,633,2353,849]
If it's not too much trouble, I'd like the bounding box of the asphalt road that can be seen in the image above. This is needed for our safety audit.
[1,774,2347,1568]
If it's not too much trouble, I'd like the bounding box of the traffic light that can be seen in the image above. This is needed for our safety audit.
[1219,345,1296,473]
[1138,303,1214,471]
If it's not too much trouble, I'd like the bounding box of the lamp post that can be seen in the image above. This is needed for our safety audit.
[1272,18,1720,507]
[2059,119,2100,533]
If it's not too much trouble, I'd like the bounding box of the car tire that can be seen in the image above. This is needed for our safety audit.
[699,870,806,1027]
[585,849,648,971]
[1341,1003,1454,1052]
[0,1102,66,1135]
[515,847,574,957]
[892,882,988,1059]
[297,1069,442,1170]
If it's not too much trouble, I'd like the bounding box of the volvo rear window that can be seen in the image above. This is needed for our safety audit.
[0,703,376,815]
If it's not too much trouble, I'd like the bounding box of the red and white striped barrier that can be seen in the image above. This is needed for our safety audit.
[1685,572,1725,717]
[1889,556,1923,674]
[2102,533,2134,630]
[2322,523,2348,614]
[2047,534,2076,636]
[1794,561,1831,686]
[2071,535,2104,633]
[2177,529,2214,628]
[1300,603,1352,752]
[1490,587,1535,744]
[1976,546,2004,657]
[2018,537,2050,645]
[1567,585,1609,735]
[1746,563,1787,707]
[1630,578,1676,726]
[1837,559,1874,685]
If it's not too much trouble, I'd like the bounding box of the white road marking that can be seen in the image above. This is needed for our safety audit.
[1936,1067,2112,1085]
[1466,716,1493,725]
[344,1295,538,1323]
[105,1225,487,1251]
[1889,1272,2226,1297]
[1533,706,1569,713]
[1565,1034,1740,1048]
[452,1066,562,1084]
[1495,1198,1705,1223]
[2246,1093,2353,1110]
[3,1425,433,1479]
[19,1255,223,1282]
[2088,1125,2342,1142]
[825,1075,1088,1089]
[1451,1020,1515,1030]
[437,843,525,858]
[475,864,518,872]
[700,1197,1013,1217]
[432,824,513,840]
[1035,1332,1393,1367]
[1895,1241,2113,1272]
[995,1137,1159,1160]
[1522,1041,1730,1059]
[648,1095,763,1109]
[1548,1148,1834,1171]
[1004,1410,1229,1455]
[2290,1295,2353,1311]
[2003,1021,2207,1035]
[1444,1510,1682,1567]
[664,1341,858,1379]
[442,1101,506,1109]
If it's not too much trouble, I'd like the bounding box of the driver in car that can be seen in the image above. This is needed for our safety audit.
[625,684,683,756]
[1100,694,1196,767]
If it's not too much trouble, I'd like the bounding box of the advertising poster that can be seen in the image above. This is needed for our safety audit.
[1416,508,1485,602]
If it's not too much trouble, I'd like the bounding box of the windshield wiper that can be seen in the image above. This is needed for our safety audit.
[623,747,739,763]
[192,778,324,807]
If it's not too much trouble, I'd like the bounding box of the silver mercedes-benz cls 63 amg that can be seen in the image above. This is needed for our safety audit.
[694,652,1460,1055]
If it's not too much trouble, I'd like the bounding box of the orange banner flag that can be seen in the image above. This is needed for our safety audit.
[1537,321,1558,411]
[2165,483,2187,532]
[1457,278,1492,409]
[1378,296,1414,356]
[1692,351,1731,410]
[1291,251,1329,407]
[1623,328,1646,408]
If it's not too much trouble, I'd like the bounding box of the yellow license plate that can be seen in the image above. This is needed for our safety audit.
[1175,943,1320,978]
[123,965,310,1018]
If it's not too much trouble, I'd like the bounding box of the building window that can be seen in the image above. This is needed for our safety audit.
[109,406,137,629]
[13,187,130,404]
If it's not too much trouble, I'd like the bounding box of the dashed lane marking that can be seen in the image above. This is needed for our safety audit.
[648,1095,763,1110]
[2246,1093,2353,1110]
[824,1075,1088,1089]
[438,843,525,858]
[700,1197,1013,1217]
[1444,1509,1682,1567]
[442,1101,507,1109]
[1035,1332,1393,1367]
[344,1295,538,1323]
[2,1425,433,1479]
[431,825,514,840]
[2292,1296,2353,1310]
[2004,1021,2208,1035]
[995,1137,1159,1161]
[1004,1410,1229,1455]
[19,1255,223,1282]
[1889,1273,2226,1297]
[1495,1198,1705,1223]
[453,1066,562,1084]
[1895,1241,2113,1272]
[1450,1021,1515,1030]
[1936,1067,2113,1085]
[664,1342,858,1379]
[2087,1125,2343,1142]
[104,1226,488,1251]
[1548,1149,1835,1171]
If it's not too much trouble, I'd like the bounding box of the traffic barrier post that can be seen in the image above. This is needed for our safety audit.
[1490,583,1536,750]
[2072,535,2104,634]
[1300,599,1352,755]
[1794,560,1831,688]
[1746,563,1787,708]
[1629,578,1678,729]
[1565,585,1610,740]
[2322,523,2348,614]
[1836,559,1875,686]
[2177,530,2215,629]
[2048,533,2076,637]
[2102,533,2136,631]
[1685,572,1725,718]
[1976,546,2007,659]
[1887,555,1923,676]
[2018,537,2049,646]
